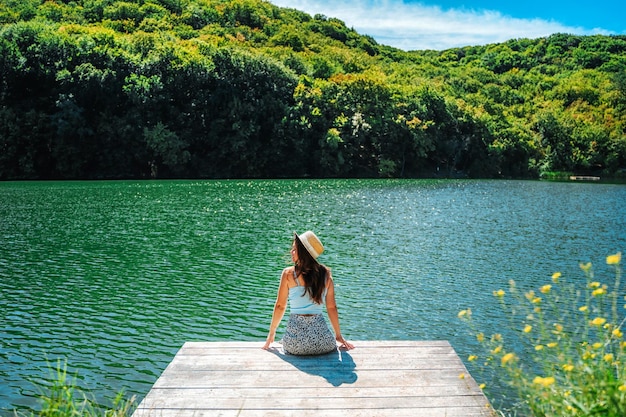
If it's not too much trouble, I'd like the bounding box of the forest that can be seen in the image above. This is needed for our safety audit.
[1,0,625,180]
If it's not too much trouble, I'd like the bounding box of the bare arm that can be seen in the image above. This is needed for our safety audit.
[325,271,354,350]
[263,268,290,349]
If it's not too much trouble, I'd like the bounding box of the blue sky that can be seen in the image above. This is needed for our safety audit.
[269,0,625,50]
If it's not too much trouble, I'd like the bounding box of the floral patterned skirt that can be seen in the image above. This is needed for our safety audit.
[282,314,337,355]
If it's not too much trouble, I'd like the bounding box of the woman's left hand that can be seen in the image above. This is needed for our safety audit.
[336,335,354,350]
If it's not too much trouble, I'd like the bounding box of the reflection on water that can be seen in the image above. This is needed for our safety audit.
[1,179,625,412]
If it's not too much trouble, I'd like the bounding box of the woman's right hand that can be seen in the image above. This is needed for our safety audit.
[262,330,276,350]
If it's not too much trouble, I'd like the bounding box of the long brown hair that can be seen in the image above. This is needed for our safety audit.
[294,235,328,304]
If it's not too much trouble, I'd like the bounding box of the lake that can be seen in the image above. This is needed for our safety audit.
[1,179,625,413]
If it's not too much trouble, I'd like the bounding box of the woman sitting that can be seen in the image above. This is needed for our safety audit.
[263,231,354,355]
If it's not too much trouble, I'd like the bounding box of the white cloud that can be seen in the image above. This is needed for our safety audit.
[269,0,611,50]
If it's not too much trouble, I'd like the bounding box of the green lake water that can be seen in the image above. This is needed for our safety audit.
[1,179,625,413]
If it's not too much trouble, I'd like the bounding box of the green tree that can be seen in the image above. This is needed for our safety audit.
[144,122,190,174]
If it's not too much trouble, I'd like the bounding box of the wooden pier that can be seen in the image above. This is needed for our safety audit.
[133,341,493,417]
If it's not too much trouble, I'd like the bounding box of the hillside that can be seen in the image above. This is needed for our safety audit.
[1,0,625,179]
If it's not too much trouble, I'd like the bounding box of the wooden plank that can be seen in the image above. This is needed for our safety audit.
[134,408,492,417]
[133,390,486,407]
[139,385,483,397]
[174,350,460,361]
[166,357,464,371]
[152,369,480,389]
[133,341,494,417]
[180,340,453,349]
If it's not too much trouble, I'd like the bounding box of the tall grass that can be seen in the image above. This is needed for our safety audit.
[17,360,135,417]
[459,252,624,416]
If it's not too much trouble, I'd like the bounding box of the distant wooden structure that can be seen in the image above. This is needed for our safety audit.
[133,340,493,417]
[569,175,600,181]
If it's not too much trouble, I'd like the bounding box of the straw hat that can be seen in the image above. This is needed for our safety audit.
[296,231,324,259]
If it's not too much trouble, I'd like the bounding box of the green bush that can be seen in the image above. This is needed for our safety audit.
[459,252,624,416]
[18,360,135,417]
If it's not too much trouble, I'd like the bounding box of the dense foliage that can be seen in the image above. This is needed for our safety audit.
[1,0,625,179]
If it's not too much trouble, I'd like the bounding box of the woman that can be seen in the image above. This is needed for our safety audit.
[263,231,354,355]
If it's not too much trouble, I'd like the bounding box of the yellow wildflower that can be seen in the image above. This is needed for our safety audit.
[458,309,471,319]
[468,355,477,362]
[532,297,542,304]
[589,281,601,289]
[551,272,561,283]
[579,305,588,312]
[562,364,574,372]
[619,385,626,392]
[493,289,505,298]
[621,341,626,349]
[534,307,541,313]
[591,317,607,326]
[492,346,502,354]
[583,351,593,360]
[593,287,606,297]
[604,353,614,363]
[607,252,621,265]
[476,333,484,342]
[554,323,564,333]
[593,342,603,349]
[535,345,544,351]
[525,290,535,301]
[523,324,532,333]
[580,262,592,272]
[493,334,502,341]
[540,284,552,294]
[533,376,556,387]
[501,353,516,366]
[459,373,465,379]
[614,329,624,338]
[547,342,558,348]
[479,383,486,390]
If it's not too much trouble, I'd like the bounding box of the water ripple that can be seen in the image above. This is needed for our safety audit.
[1,179,625,412]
